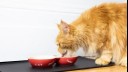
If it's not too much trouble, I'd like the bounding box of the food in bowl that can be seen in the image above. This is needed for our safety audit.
[28,55,56,68]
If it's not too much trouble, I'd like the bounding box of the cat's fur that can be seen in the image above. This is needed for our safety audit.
[56,3,127,66]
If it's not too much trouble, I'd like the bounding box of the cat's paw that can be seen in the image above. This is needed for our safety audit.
[120,61,127,67]
[120,57,127,67]
[95,58,110,65]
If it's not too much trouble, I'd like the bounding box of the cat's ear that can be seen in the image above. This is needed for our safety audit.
[61,20,68,25]
[59,20,70,34]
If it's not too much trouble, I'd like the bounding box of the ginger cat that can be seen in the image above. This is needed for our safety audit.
[56,3,127,67]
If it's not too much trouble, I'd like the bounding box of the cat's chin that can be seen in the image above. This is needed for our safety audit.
[62,50,77,57]
[62,50,67,57]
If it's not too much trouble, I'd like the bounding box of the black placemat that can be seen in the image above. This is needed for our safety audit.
[0,56,114,72]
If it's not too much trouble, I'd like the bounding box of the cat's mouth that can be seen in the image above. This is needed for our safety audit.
[62,50,67,57]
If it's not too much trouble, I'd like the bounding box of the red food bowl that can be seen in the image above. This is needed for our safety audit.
[28,56,56,68]
[58,56,78,66]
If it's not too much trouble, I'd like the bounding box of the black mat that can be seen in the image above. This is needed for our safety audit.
[0,56,114,72]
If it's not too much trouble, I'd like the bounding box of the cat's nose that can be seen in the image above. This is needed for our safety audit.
[58,48,62,53]
[58,48,67,56]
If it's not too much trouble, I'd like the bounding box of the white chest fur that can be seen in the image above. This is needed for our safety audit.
[82,42,99,59]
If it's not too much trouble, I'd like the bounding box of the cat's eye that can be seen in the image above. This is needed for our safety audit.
[56,43,60,46]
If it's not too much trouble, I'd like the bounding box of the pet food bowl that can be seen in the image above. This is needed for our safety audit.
[58,56,78,66]
[28,55,56,68]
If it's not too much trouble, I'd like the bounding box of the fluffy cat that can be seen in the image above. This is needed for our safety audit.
[56,3,127,67]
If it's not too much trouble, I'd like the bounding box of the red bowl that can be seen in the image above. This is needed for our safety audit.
[58,56,78,66]
[28,56,56,68]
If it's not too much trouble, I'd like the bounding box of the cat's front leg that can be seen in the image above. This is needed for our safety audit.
[95,50,112,65]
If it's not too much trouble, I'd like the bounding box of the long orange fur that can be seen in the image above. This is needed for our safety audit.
[56,3,127,66]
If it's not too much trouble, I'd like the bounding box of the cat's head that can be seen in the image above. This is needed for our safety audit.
[56,20,77,57]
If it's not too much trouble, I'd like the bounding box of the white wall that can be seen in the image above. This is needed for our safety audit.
[0,0,125,62]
